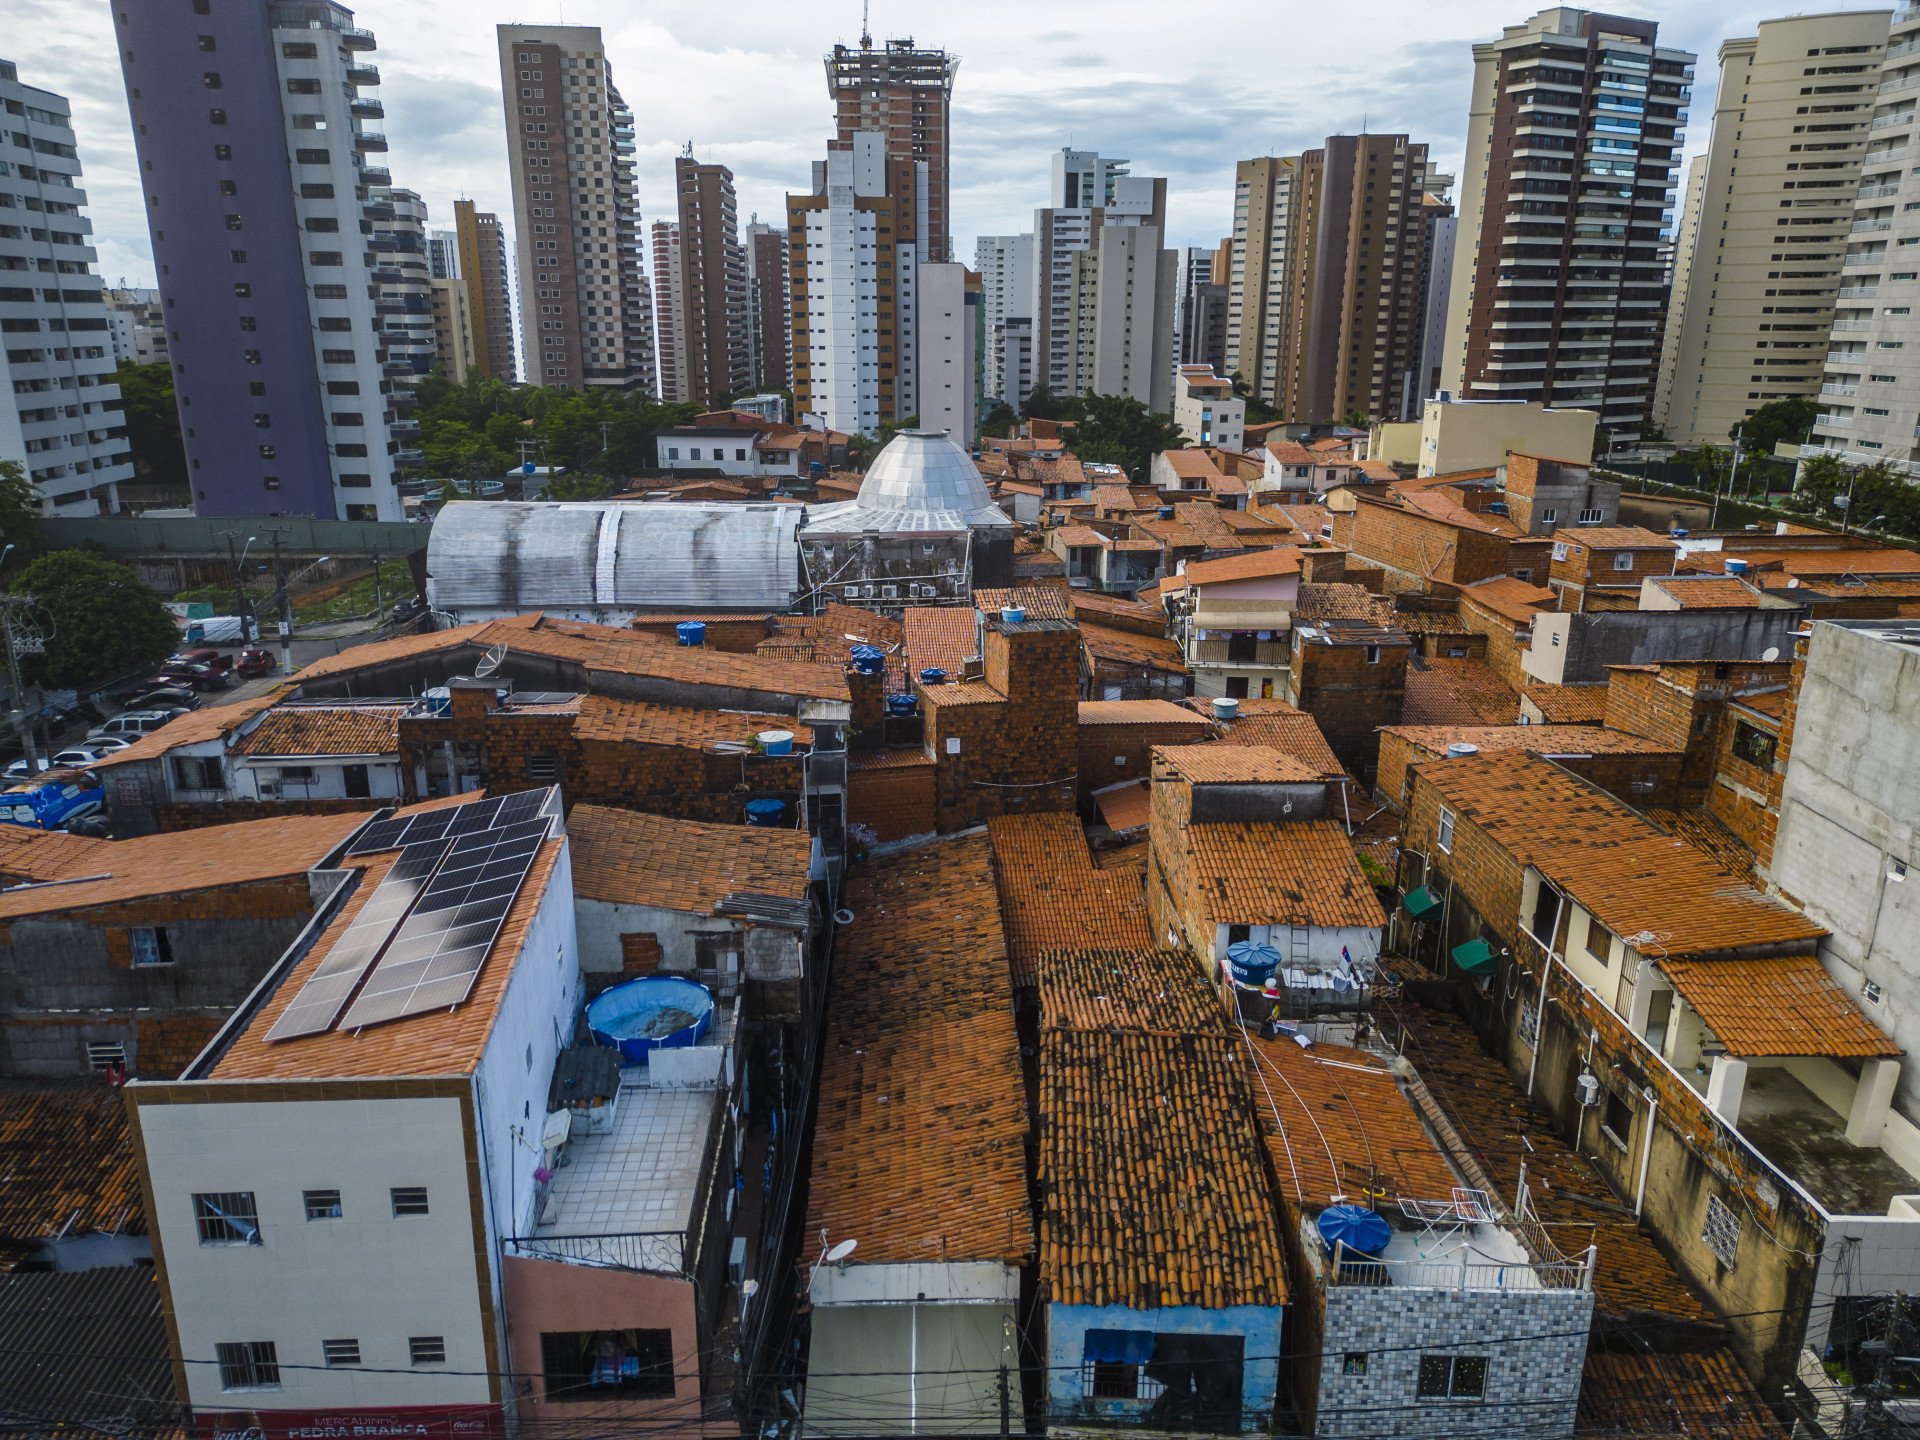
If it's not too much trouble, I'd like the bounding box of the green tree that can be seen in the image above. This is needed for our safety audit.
[0,460,40,559]
[11,549,178,688]
[421,421,511,482]
[1734,397,1818,458]
[1074,393,1189,480]
[1021,383,1083,422]
[980,402,1017,439]
[112,361,187,491]
[1229,370,1282,426]
[1790,454,1920,536]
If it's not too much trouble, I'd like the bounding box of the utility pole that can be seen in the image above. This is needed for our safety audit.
[0,598,43,777]
[265,529,294,675]
[998,1364,1010,1437]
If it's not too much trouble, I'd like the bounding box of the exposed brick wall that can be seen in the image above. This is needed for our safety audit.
[1377,735,1683,813]
[1350,503,1516,591]
[149,797,385,834]
[1705,707,1786,865]
[923,621,1079,832]
[1456,596,1535,692]
[1076,719,1211,806]
[848,760,936,842]
[1549,545,1673,612]
[1287,635,1409,780]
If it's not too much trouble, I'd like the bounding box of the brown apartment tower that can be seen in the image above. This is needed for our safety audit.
[746,220,789,392]
[497,24,656,392]
[826,32,958,263]
[453,200,515,383]
[1439,7,1694,441]
[672,153,752,408]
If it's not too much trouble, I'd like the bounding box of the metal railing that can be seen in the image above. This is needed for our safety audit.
[502,1229,687,1274]
[1326,1239,1594,1292]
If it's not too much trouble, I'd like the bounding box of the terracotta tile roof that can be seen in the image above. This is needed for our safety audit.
[1154,743,1325,785]
[1386,724,1673,760]
[1296,582,1390,623]
[287,621,493,683]
[1659,955,1898,1059]
[1079,622,1184,671]
[900,606,977,677]
[1403,658,1520,726]
[1091,484,1150,513]
[1078,699,1208,727]
[572,694,811,749]
[567,804,811,914]
[1266,440,1317,466]
[1053,524,1113,547]
[1554,525,1675,551]
[1209,474,1249,496]
[1243,1034,1459,1208]
[974,587,1075,622]
[1069,591,1165,628]
[0,1082,144,1267]
[848,746,938,771]
[1161,449,1221,479]
[808,834,1032,1267]
[1643,806,1758,885]
[1356,458,1399,482]
[917,679,1004,707]
[1401,669,1484,727]
[1036,947,1226,1037]
[1168,547,1303,589]
[0,827,114,884]
[211,838,563,1081]
[1732,689,1789,721]
[986,813,1153,987]
[1460,576,1558,624]
[88,690,291,769]
[1093,779,1152,833]
[1181,819,1387,928]
[1214,712,1345,778]
[0,811,362,920]
[1012,548,1068,580]
[1728,548,1920,577]
[1522,684,1609,724]
[1576,1349,1783,1440]
[1040,1028,1288,1308]
[230,704,404,757]
[1644,575,1766,608]
[1417,754,1825,958]
[1390,490,1524,537]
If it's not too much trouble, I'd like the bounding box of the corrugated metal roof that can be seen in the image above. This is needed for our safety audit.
[804,430,1013,535]
[0,1267,179,1438]
[427,501,803,612]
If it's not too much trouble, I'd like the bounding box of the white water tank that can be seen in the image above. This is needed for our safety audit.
[1446,742,1481,759]
[1211,696,1240,720]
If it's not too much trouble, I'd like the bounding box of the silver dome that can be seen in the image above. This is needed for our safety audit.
[804,430,1013,536]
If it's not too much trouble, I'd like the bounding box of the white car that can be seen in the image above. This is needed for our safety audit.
[50,745,114,769]
[2,756,48,782]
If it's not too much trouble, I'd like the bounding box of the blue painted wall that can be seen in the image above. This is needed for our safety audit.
[1047,1301,1285,1431]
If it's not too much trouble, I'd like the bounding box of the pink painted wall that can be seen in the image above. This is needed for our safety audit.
[503,1255,703,1425]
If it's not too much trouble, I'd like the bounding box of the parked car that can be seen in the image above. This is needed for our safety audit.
[170,647,233,675]
[87,736,131,754]
[88,710,183,743]
[392,596,426,624]
[0,770,103,831]
[2,756,49,782]
[235,647,275,678]
[154,662,229,692]
[49,745,113,769]
[122,687,198,713]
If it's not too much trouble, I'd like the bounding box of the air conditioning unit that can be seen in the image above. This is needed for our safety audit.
[881,583,899,600]
[1576,1071,1601,1108]
[257,782,279,798]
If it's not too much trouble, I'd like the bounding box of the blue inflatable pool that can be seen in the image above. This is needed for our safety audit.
[585,976,714,1063]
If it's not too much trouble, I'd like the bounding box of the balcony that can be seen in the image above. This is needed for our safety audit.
[341,25,376,50]
[360,165,392,186]
[351,98,384,120]
[1838,285,1881,298]
[354,130,389,153]
[1857,183,1903,200]
[1852,218,1894,233]
[1832,319,1876,332]
[1821,383,1862,397]
[346,63,380,88]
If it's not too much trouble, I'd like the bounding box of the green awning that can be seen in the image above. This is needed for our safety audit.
[1451,938,1496,974]
[1403,886,1439,917]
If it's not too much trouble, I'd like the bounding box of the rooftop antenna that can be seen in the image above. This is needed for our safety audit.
[681,139,695,160]
[860,0,872,49]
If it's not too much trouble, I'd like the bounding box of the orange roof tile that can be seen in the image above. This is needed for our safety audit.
[1155,744,1326,785]
[1181,819,1387,928]
[987,813,1152,988]
[1077,699,1209,727]
[1523,685,1610,724]
[1387,724,1671,759]
[917,679,1004,707]
[1078,622,1184,672]
[1093,779,1152,833]
[0,1082,145,1262]
[566,804,811,914]
[1554,526,1676,551]
[571,694,811,749]
[212,838,563,1080]
[1214,712,1345,779]
[230,704,403,757]
[0,811,363,920]
[1296,583,1390,624]
[902,606,978,677]
[1403,658,1520,727]
[88,690,291,769]
[1659,955,1899,1060]
[1461,576,1558,624]
[807,834,1032,1267]
[1168,547,1303,589]
[1644,576,1766,609]
[0,827,115,884]
[1036,947,1225,1037]
[974,587,1075,622]
[1266,440,1317,466]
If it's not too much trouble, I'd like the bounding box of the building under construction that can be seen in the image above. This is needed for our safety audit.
[825,33,959,263]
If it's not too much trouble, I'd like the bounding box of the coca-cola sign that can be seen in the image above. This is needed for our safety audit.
[195,1406,502,1440]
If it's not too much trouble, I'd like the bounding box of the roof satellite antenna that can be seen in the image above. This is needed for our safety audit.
[474,643,508,680]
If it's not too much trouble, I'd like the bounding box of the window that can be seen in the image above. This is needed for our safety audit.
[216,1341,279,1391]
[1519,997,1539,1048]
[208,108,226,125]
[172,754,223,791]
[1364,644,1381,664]
[86,1041,126,1071]
[391,1186,429,1216]
[1702,1194,1741,1267]
[1226,924,1251,946]
[1866,979,1884,1005]
[1080,1330,1164,1403]
[342,764,370,799]
[282,42,319,59]
[1583,919,1611,964]
[1416,1354,1488,1400]
[1226,632,1258,664]
[323,1339,360,1367]
[1731,721,1776,768]
[304,1189,343,1221]
[541,1330,675,1400]
[194,1192,260,1246]
[1602,1088,1633,1148]
[1437,808,1455,853]
[1540,507,1557,524]
[129,926,173,967]
[1552,541,1569,561]
[1342,1352,1369,1376]
[409,1336,446,1366]
[213,143,231,161]
[1612,552,1635,572]
[203,71,222,89]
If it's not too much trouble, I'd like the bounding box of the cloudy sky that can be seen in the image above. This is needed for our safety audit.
[15,0,1895,288]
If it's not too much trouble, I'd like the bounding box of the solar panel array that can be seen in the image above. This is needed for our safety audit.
[337,817,550,1031]
[267,790,555,1042]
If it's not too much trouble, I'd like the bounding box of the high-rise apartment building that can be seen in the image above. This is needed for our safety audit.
[115,1,416,519]
[1665,13,1891,446]
[825,34,957,262]
[383,189,435,421]
[788,132,926,434]
[1029,152,1178,412]
[1440,7,1694,443]
[497,25,655,393]
[453,200,515,384]
[918,262,979,443]
[1810,6,1920,474]
[1414,190,1457,407]
[103,288,169,367]
[975,233,1034,405]
[430,276,475,382]
[0,60,131,516]
[651,221,684,402]
[427,229,457,281]
[1277,135,1440,423]
[1226,156,1299,403]
[1652,154,1708,435]
[745,219,789,393]
[671,154,751,409]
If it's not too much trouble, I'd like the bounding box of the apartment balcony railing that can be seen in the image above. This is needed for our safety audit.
[1857,183,1903,200]
[1832,319,1876,331]
[1853,218,1894,233]
[1326,1242,1595,1293]
[1838,285,1881,298]
[341,25,376,49]
[502,1230,689,1276]
[1821,383,1861,397]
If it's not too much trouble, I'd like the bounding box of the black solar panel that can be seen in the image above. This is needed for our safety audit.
[346,789,552,856]
[337,818,550,1031]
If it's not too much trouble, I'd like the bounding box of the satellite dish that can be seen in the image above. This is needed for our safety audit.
[1787,577,1800,589]
[825,1238,858,1263]
[474,643,508,679]
[1762,647,1780,663]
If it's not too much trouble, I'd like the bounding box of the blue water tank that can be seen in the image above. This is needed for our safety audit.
[1158,505,1175,519]
[918,667,948,686]
[676,621,706,647]
[849,644,887,675]
[887,692,918,716]
[1316,1203,1392,1259]
[1226,940,1284,987]
[744,798,787,827]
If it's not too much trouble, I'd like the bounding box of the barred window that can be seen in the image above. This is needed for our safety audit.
[194,1192,260,1245]
[1703,1195,1741,1267]
[216,1341,279,1390]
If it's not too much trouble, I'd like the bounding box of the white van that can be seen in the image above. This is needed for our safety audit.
[87,710,182,742]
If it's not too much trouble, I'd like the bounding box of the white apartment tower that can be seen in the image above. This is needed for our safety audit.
[1226,157,1298,404]
[1665,13,1892,446]
[975,233,1034,405]
[103,288,168,367]
[1809,6,1920,474]
[0,61,132,516]
[1652,154,1708,436]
